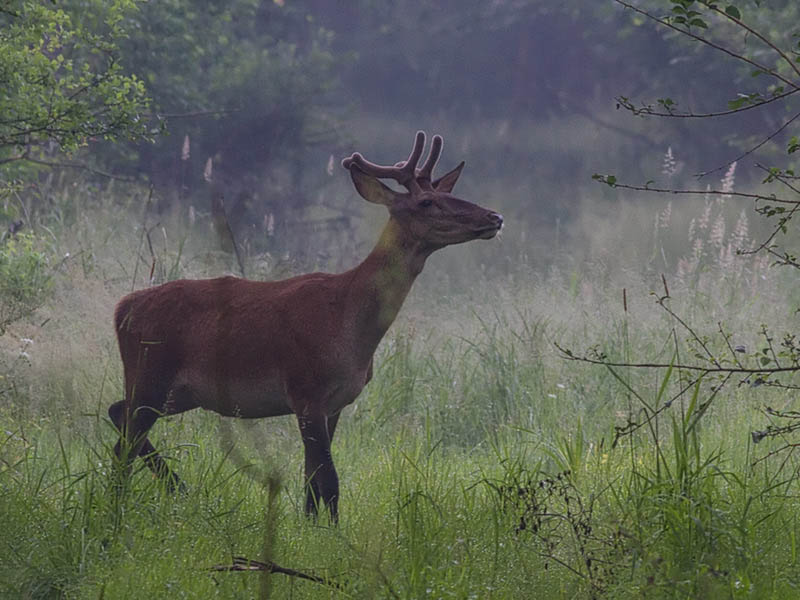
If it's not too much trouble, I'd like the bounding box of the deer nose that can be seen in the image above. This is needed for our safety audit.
[488,212,504,228]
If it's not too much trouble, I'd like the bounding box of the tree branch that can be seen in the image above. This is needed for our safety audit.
[705,2,800,80]
[15,156,137,182]
[616,88,799,119]
[150,108,240,120]
[613,0,799,91]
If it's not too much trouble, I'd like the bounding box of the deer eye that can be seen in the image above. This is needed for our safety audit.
[419,197,433,208]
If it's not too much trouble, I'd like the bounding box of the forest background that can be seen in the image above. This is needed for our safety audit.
[1,1,800,598]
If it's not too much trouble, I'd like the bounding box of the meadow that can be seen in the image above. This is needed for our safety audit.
[1,152,799,599]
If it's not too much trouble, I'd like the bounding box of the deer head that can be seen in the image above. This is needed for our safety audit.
[341,131,503,250]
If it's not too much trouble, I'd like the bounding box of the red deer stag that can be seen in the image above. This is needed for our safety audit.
[109,131,503,521]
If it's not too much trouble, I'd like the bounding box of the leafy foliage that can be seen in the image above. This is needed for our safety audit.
[118,4,338,173]
[0,0,153,160]
[101,0,345,245]
[0,231,52,333]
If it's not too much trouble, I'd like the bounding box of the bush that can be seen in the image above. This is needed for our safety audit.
[0,232,53,334]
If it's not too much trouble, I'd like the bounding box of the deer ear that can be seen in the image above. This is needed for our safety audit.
[350,166,398,206]
[432,161,465,193]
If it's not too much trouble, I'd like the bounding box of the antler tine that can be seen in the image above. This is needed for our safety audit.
[402,130,426,178]
[416,134,443,185]
[341,131,427,190]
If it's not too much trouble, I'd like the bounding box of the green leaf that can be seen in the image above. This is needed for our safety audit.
[728,96,750,110]
[689,18,708,28]
[725,5,741,19]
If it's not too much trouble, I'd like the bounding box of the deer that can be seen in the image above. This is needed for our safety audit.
[108,131,503,521]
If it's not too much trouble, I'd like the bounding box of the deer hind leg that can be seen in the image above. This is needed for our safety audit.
[297,413,339,522]
[108,400,183,492]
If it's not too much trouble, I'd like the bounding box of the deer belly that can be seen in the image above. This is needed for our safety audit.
[179,371,292,418]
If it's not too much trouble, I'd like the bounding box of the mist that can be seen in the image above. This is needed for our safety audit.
[96,0,788,283]
[2,2,799,597]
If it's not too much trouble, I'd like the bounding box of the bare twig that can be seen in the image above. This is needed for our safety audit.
[655,290,720,368]
[751,442,800,465]
[735,165,800,258]
[764,246,800,269]
[757,163,800,196]
[718,322,745,370]
[555,342,799,375]
[0,153,28,165]
[696,109,800,178]
[593,177,798,206]
[209,556,344,590]
[611,373,706,445]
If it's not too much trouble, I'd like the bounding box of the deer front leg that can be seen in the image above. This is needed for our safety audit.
[297,413,339,522]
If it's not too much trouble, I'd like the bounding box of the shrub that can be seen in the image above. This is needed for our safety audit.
[0,232,53,334]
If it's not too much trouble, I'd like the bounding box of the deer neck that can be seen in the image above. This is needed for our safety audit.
[347,218,431,358]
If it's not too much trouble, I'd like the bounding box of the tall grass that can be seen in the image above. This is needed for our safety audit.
[1,157,799,598]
